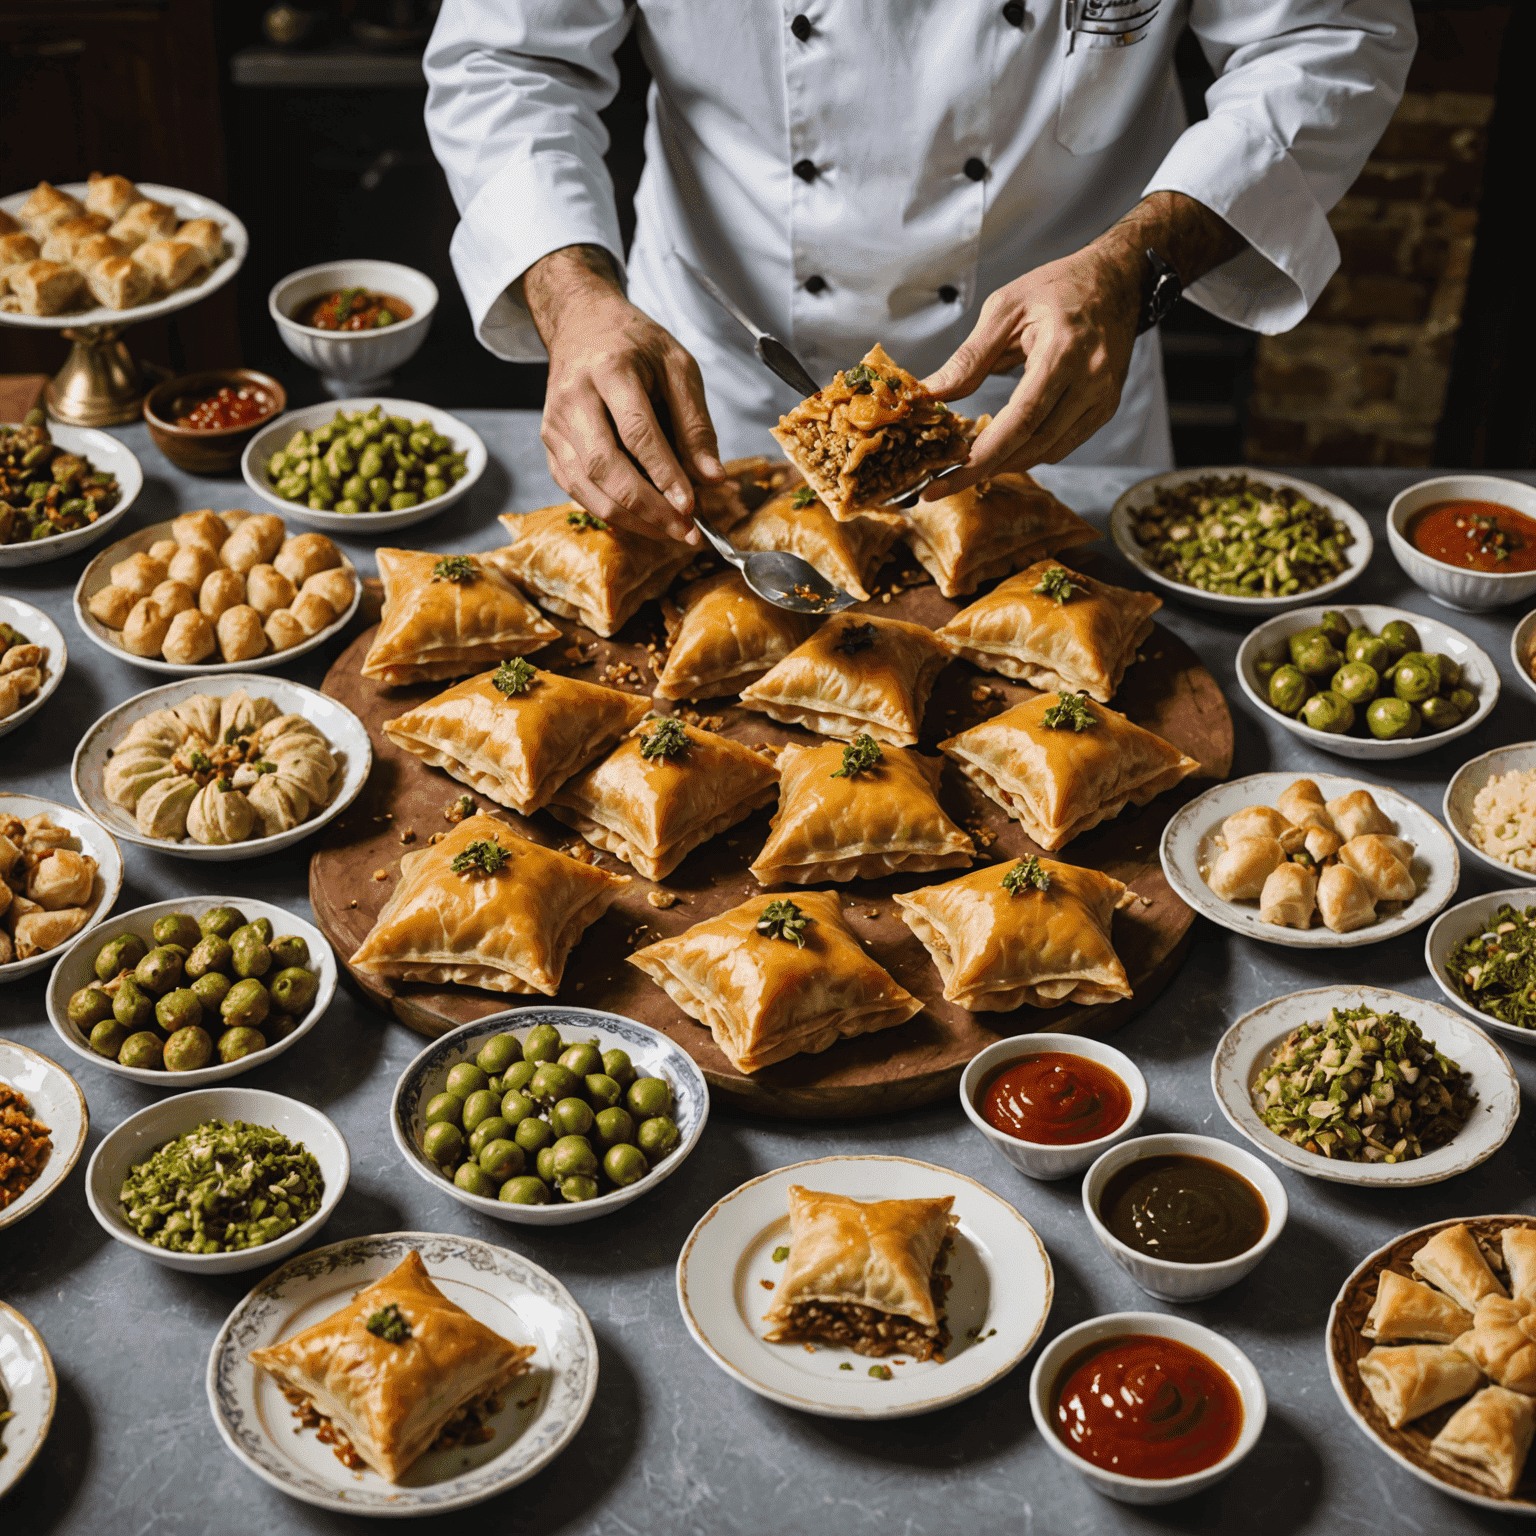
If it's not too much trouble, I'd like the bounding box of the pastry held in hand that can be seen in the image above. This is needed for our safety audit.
[350,814,629,995]
[1359,1343,1483,1429]
[1258,860,1317,928]
[731,486,904,603]
[1429,1385,1536,1496]
[1363,1270,1473,1344]
[1463,1296,1536,1395]
[749,739,973,885]
[762,1187,958,1360]
[628,889,921,1074]
[654,571,817,701]
[895,855,1133,1010]
[248,1250,534,1484]
[1413,1224,1508,1312]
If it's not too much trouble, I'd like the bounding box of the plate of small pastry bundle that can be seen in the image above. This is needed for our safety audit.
[1161,772,1459,948]
[0,597,63,739]
[676,1155,1053,1419]
[207,1232,598,1515]
[1329,1216,1536,1511]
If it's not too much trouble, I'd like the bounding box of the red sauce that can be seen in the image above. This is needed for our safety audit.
[979,1051,1131,1145]
[294,288,413,332]
[1053,1334,1243,1480]
[1408,499,1536,573]
[174,384,275,432]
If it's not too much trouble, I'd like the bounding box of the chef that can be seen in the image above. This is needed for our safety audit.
[424,0,1414,541]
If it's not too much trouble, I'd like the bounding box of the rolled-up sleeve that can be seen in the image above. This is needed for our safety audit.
[1146,0,1416,334]
[423,0,633,360]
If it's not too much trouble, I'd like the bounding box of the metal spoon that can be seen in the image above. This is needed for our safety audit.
[693,513,859,615]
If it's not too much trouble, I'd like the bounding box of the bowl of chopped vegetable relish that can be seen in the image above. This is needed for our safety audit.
[1426,889,1536,1045]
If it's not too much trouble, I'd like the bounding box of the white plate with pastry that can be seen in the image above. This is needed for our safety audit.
[676,1154,1053,1420]
[0,1039,88,1232]
[1212,984,1519,1188]
[0,420,143,569]
[73,513,361,676]
[0,179,247,329]
[70,675,370,861]
[207,1231,598,1515]
[0,1301,56,1499]
[0,596,65,739]
[1160,772,1458,949]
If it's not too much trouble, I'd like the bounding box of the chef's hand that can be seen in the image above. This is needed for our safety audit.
[524,244,723,543]
[919,192,1244,492]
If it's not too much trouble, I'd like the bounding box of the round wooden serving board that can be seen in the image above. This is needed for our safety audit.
[311,555,1232,1118]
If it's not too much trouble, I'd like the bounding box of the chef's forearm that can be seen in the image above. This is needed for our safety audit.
[523,244,626,350]
[1093,192,1247,292]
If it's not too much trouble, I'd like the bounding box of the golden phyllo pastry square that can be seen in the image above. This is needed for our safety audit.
[771,344,974,519]
[940,692,1200,851]
[738,614,953,747]
[895,855,1132,1010]
[732,486,905,602]
[548,716,780,881]
[361,550,560,687]
[763,1187,958,1360]
[628,889,921,1073]
[489,504,693,637]
[749,737,973,885]
[383,662,650,816]
[693,455,802,532]
[937,560,1161,701]
[350,814,629,994]
[655,571,818,701]
[249,1250,534,1483]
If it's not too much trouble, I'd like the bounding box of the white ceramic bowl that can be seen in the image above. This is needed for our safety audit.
[268,260,438,391]
[85,1086,349,1274]
[1028,1311,1267,1505]
[71,673,371,862]
[1110,466,1371,614]
[73,517,362,677]
[0,596,65,740]
[1426,888,1536,1046]
[1160,771,1459,951]
[391,1007,708,1226]
[1082,1132,1288,1302]
[1387,474,1536,613]
[1444,741,1536,882]
[46,895,335,1087]
[0,1040,88,1232]
[1512,609,1536,702]
[0,791,123,983]
[1236,602,1498,761]
[0,421,143,570]
[958,1033,1147,1181]
[240,395,487,533]
[0,1302,56,1499]
[1212,984,1519,1186]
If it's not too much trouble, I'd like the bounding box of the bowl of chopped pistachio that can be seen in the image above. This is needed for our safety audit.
[1425,889,1536,1046]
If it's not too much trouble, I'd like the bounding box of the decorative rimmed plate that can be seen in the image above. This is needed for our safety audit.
[1426,888,1536,1045]
[676,1154,1052,1420]
[0,1040,87,1231]
[1109,467,1372,615]
[73,517,362,677]
[46,896,336,1086]
[240,397,487,533]
[207,1231,598,1515]
[0,791,124,983]
[0,1301,57,1498]
[1211,984,1519,1187]
[1160,772,1458,949]
[1235,603,1498,761]
[0,596,65,740]
[70,673,371,861]
[391,1007,708,1226]
[1444,742,1536,882]
[0,422,143,569]
[1327,1214,1536,1513]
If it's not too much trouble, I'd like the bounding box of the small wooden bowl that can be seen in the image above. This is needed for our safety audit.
[142,368,286,475]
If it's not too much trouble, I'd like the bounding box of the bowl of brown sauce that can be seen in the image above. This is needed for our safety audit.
[141,368,286,475]
[1029,1311,1267,1504]
[1388,475,1536,613]
[1082,1132,1288,1301]
[959,1034,1146,1180]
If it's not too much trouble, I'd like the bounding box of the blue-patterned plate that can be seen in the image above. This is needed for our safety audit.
[390,1007,710,1226]
[206,1231,597,1515]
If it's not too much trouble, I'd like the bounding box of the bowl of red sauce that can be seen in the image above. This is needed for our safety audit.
[142,368,286,475]
[1388,474,1536,613]
[1029,1311,1267,1505]
[959,1034,1147,1180]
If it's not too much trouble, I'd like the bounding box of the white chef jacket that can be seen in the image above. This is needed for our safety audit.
[423,0,1414,465]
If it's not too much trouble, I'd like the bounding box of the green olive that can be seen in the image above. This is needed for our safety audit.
[154,988,203,1033]
[637,1115,681,1158]
[550,1096,595,1138]
[112,976,155,1030]
[221,977,271,1029]
[1395,650,1440,686]
[422,1121,463,1167]
[425,1092,463,1127]
[89,1019,131,1059]
[1448,686,1478,717]
[198,905,246,940]
[1330,661,1380,705]
[601,1048,637,1089]
[1316,610,1351,645]
[1433,654,1462,692]
[559,1175,601,1203]
[479,1138,525,1181]
[1393,660,1437,704]
[1379,620,1421,661]
[1254,658,1278,683]
[535,1145,558,1183]
[499,1175,551,1205]
[152,913,202,950]
[1267,664,1312,715]
[604,1143,650,1187]
[522,1024,564,1064]
[264,1010,300,1041]
[1366,696,1421,740]
[626,1076,672,1119]
[163,1025,214,1072]
[191,971,233,1010]
[217,1026,267,1063]
[1345,633,1391,672]
[268,966,318,1014]
[118,1031,164,1070]
[529,1062,579,1105]
[500,1089,538,1126]
[594,1106,637,1151]
[68,985,114,1031]
[502,1060,538,1094]
[455,1162,497,1198]
[1300,690,1355,734]
[134,946,185,997]
[184,935,233,980]
[469,1116,512,1159]
[558,1042,604,1077]
[1420,694,1463,730]
[551,1135,598,1180]
[268,934,310,971]
[1290,633,1343,679]
[229,927,273,979]
[583,1073,622,1112]
[444,1061,488,1100]
[475,1033,523,1076]
[94,933,147,983]
[484,1074,505,1096]
[248,917,274,944]
[460,1089,501,1134]
[515,1117,554,1156]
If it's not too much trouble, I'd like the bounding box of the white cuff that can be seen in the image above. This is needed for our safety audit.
[1143,114,1338,336]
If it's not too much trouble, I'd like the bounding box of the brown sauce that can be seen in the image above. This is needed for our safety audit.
[1408,499,1536,573]
[293,288,413,332]
[1098,1153,1267,1264]
[980,1052,1131,1145]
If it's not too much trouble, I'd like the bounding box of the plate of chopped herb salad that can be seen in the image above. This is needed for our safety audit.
[1211,985,1519,1187]
[1111,468,1371,615]
[1426,890,1536,1045]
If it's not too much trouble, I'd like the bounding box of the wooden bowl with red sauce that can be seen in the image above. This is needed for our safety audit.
[1388,475,1536,613]
[142,368,287,476]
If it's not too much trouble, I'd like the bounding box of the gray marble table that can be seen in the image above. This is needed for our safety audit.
[3,415,1535,1536]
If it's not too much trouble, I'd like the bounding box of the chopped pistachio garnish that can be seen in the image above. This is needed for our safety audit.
[1446,902,1536,1029]
[834,621,877,656]
[791,486,817,509]
[772,1245,790,1263]
[1041,691,1095,732]
[757,898,810,948]
[491,657,538,697]
[839,1362,853,1371]
[222,725,252,746]
[640,717,690,760]
[215,777,234,792]
[831,733,882,779]
[365,1303,412,1343]
[843,363,879,392]
[1001,856,1050,895]
[254,760,277,775]
[450,838,510,877]
[446,794,474,823]
[1033,566,1082,605]
[431,555,477,583]
[869,1365,893,1380]
[566,510,609,531]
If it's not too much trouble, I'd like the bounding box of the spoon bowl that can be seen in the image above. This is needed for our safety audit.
[692,514,859,615]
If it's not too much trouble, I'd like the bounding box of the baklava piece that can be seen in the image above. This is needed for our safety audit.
[655,571,818,701]
[731,486,905,602]
[694,455,801,532]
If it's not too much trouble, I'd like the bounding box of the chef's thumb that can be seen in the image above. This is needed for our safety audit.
[921,326,1007,401]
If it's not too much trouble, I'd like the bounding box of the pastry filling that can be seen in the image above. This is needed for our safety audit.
[785,410,969,509]
[282,1385,516,1471]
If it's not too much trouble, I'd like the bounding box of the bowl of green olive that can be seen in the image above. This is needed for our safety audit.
[1237,603,1498,761]
[45,897,334,1087]
[391,1007,709,1226]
